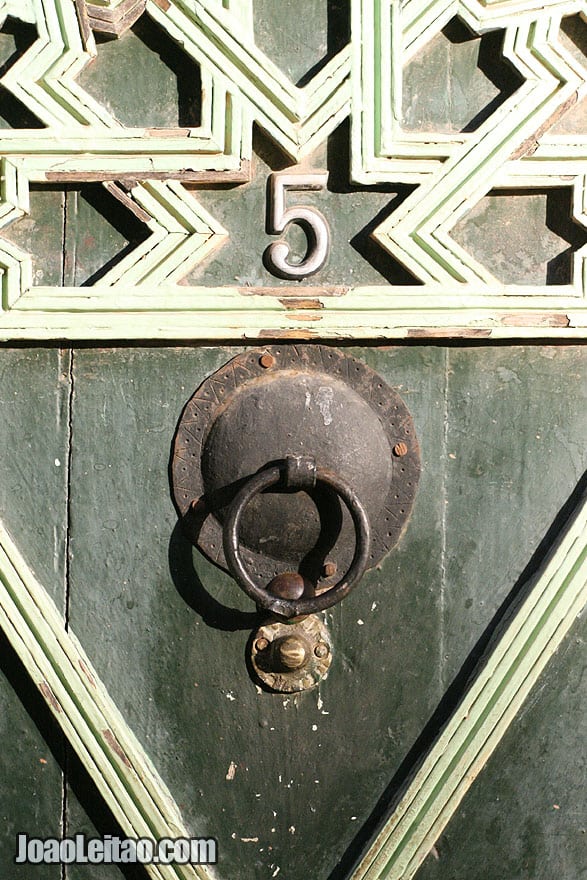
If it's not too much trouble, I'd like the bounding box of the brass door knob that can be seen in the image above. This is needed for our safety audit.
[273,635,309,671]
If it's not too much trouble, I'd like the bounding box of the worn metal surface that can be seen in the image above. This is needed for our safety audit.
[250,614,333,693]
[222,457,372,618]
[172,345,420,591]
[264,171,331,279]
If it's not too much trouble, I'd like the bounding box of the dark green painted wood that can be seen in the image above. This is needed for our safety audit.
[452,189,585,285]
[0,348,70,878]
[4,186,65,287]
[60,343,586,880]
[416,610,586,880]
[441,345,587,685]
[0,348,70,613]
[190,125,416,288]
[78,14,202,129]
[62,187,148,287]
[4,184,149,289]
[252,0,349,86]
[401,19,521,134]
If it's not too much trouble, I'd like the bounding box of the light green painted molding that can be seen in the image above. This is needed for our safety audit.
[351,488,587,880]
[1,0,587,337]
[0,519,213,880]
[0,0,251,176]
[1,282,586,339]
[1,0,35,23]
[0,164,228,306]
[353,0,587,283]
[0,0,348,172]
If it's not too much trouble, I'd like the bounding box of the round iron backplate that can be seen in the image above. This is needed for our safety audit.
[171,345,420,589]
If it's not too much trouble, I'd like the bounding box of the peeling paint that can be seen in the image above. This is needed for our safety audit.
[78,658,97,688]
[258,329,318,340]
[102,729,132,769]
[290,314,324,322]
[510,92,579,160]
[316,386,334,426]
[500,312,570,328]
[244,286,348,297]
[279,298,325,310]
[407,328,493,338]
[39,681,62,713]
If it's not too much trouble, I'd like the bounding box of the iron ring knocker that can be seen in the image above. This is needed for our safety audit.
[173,347,421,691]
[223,455,372,619]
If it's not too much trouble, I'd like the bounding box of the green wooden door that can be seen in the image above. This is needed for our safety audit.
[0,2,585,879]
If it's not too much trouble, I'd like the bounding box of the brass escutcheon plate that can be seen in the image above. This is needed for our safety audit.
[250,615,333,693]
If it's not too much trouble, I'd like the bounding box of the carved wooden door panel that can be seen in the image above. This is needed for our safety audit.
[0,2,585,880]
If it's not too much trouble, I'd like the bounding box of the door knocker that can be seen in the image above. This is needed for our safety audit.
[172,345,420,692]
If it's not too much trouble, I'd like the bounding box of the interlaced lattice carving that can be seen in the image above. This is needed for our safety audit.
[0,0,586,338]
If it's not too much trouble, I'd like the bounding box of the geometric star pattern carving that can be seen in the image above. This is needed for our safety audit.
[0,0,586,338]
[356,0,587,291]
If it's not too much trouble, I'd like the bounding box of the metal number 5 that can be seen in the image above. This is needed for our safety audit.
[265,171,330,280]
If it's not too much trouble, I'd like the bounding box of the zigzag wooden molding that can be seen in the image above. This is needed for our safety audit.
[354,1,587,287]
[352,484,587,880]
[0,0,587,339]
[0,0,251,179]
[0,520,213,880]
[0,164,228,308]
